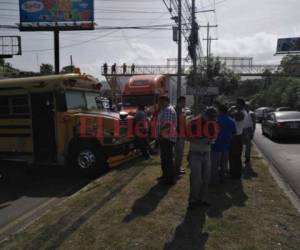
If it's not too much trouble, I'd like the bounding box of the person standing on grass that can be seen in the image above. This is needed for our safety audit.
[243,102,256,165]
[187,107,218,209]
[157,95,177,185]
[211,104,236,184]
[229,99,245,179]
[134,105,150,159]
[175,96,187,177]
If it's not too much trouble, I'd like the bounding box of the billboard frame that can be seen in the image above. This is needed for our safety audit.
[275,37,300,55]
[0,36,22,59]
[19,0,95,32]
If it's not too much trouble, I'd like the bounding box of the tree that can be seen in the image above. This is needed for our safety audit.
[187,56,240,95]
[0,58,4,66]
[61,65,75,73]
[40,63,54,74]
[279,55,300,76]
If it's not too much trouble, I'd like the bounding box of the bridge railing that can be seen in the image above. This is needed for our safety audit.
[101,64,280,76]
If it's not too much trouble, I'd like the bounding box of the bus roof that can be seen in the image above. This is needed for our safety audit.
[0,73,100,91]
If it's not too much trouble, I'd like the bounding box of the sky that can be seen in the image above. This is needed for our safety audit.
[1,0,300,80]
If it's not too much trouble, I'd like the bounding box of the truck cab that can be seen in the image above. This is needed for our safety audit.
[122,75,176,116]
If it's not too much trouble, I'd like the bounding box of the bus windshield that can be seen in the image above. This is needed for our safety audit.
[66,91,103,111]
[123,95,156,107]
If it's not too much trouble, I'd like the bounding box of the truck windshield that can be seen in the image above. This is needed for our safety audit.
[123,95,156,107]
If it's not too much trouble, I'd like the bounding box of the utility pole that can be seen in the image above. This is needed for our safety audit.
[54,29,60,74]
[191,0,197,79]
[201,23,218,77]
[177,0,182,97]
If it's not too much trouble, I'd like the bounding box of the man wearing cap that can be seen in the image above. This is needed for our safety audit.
[157,95,177,185]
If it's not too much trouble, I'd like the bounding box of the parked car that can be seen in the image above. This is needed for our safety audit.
[275,107,294,112]
[255,107,275,122]
[261,111,300,139]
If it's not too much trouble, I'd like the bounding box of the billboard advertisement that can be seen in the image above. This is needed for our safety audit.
[276,37,300,54]
[19,0,94,31]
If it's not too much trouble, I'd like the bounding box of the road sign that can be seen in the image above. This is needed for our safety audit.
[186,86,219,96]
[0,36,22,58]
[19,0,94,31]
[276,37,300,54]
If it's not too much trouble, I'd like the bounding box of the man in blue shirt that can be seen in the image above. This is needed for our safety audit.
[211,104,236,183]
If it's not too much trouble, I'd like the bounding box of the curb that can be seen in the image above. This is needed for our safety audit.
[253,143,300,214]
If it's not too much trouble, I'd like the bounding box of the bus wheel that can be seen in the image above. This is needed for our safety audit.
[69,143,108,177]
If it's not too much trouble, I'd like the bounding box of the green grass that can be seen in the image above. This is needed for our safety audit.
[1,147,300,250]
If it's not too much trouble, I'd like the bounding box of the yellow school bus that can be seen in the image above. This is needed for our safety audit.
[0,73,135,176]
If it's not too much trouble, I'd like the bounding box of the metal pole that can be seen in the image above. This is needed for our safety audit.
[191,0,197,80]
[206,22,210,76]
[177,0,182,97]
[54,30,60,74]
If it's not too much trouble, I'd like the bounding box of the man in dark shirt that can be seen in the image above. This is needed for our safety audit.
[211,104,236,183]
[134,105,150,159]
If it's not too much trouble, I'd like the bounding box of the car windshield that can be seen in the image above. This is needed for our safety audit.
[276,112,300,120]
[123,95,156,107]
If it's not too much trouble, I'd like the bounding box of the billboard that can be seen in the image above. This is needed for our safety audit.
[276,37,300,54]
[19,0,94,31]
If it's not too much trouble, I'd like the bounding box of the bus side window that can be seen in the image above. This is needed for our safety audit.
[0,96,10,116]
[55,91,67,112]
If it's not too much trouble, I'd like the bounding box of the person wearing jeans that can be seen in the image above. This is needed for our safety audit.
[211,104,236,183]
[229,99,245,179]
[157,95,177,185]
[187,107,218,209]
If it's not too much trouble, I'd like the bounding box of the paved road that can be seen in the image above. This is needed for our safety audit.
[0,163,89,240]
[254,124,300,198]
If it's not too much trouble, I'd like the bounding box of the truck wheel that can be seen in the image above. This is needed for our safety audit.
[69,143,108,177]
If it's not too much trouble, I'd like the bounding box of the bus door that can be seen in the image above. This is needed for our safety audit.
[31,93,56,163]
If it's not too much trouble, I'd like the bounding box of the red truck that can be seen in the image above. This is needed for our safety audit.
[121,74,177,115]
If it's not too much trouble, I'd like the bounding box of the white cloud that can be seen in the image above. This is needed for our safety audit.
[213,32,281,64]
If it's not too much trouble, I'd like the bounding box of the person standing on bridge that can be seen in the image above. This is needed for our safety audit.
[103,62,108,75]
[111,63,116,74]
[123,63,127,74]
[131,63,135,74]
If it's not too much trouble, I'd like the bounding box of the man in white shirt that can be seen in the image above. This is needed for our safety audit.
[243,103,256,164]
